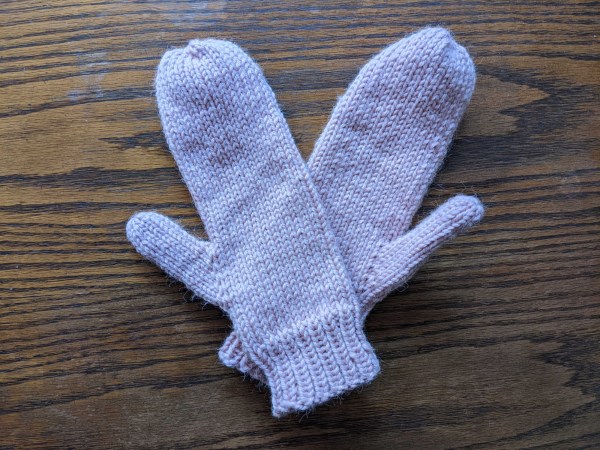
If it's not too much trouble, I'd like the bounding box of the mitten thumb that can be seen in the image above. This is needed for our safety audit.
[126,212,222,307]
[361,195,484,312]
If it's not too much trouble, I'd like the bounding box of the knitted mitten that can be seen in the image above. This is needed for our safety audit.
[218,28,483,381]
[126,39,381,417]
[127,27,483,414]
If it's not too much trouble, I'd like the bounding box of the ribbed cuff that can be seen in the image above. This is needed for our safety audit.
[250,306,380,417]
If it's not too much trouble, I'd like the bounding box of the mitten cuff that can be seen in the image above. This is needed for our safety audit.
[251,305,380,417]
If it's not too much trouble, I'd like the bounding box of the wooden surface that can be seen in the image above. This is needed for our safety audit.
[1,1,599,448]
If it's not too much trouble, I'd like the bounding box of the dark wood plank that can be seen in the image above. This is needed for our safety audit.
[1,0,599,448]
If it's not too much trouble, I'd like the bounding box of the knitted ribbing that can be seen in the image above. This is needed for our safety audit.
[126,40,380,417]
[219,28,483,381]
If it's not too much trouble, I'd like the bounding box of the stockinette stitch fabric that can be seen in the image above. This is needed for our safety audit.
[126,27,483,416]
[127,38,380,417]
[218,28,483,382]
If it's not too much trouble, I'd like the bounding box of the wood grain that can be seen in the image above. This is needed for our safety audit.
[1,1,599,448]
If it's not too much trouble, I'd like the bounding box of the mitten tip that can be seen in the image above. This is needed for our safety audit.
[183,38,243,62]
[414,26,453,42]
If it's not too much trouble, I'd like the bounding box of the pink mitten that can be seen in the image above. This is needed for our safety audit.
[220,27,483,382]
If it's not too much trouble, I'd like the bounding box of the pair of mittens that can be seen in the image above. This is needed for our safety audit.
[127,27,483,417]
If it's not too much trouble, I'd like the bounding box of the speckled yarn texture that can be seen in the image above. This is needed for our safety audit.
[126,27,483,417]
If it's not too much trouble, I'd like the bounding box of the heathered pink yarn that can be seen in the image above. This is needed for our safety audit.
[219,28,483,383]
[127,39,380,417]
[126,27,483,416]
